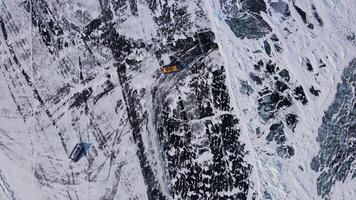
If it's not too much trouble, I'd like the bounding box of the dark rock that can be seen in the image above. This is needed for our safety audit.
[256,127,262,137]
[258,60,264,66]
[275,80,289,92]
[270,0,291,17]
[266,122,286,144]
[258,87,272,96]
[318,59,326,68]
[264,40,271,56]
[258,92,291,121]
[286,113,298,131]
[225,14,272,39]
[240,80,254,95]
[293,4,307,24]
[241,0,267,14]
[270,34,279,42]
[309,86,321,96]
[250,73,263,85]
[304,58,313,71]
[274,44,282,52]
[278,69,290,82]
[307,23,314,29]
[310,157,320,171]
[346,33,355,41]
[266,61,276,74]
[276,145,294,158]
[263,191,272,199]
[84,18,101,36]
[0,17,8,40]
[254,64,261,71]
[299,165,304,171]
[293,85,308,105]
[276,96,292,109]
[312,5,323,26]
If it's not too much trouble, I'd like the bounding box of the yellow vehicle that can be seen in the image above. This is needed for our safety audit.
[160,62,188,74]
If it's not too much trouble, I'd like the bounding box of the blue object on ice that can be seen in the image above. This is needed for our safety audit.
[69,142,92,162]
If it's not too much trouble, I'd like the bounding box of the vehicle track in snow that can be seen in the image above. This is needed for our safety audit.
[0,170,18,200]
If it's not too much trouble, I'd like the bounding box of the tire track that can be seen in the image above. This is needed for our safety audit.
[0,170,18,200]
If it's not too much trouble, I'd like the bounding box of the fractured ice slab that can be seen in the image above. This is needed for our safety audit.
[311,59,356,197]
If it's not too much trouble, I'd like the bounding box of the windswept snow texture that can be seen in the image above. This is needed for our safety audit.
[311,59,356,198]
[1,0,356,200]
